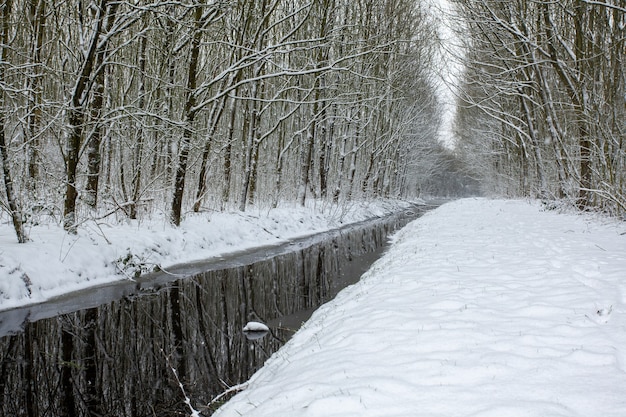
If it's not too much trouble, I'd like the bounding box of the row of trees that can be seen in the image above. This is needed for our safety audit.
[0,0,443,242]
[453,0,625,214]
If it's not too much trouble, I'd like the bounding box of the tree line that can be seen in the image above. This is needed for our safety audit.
[453,0,625,215]
[0,0,443,242]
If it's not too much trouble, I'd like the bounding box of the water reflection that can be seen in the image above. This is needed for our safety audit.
[0,207,428,416]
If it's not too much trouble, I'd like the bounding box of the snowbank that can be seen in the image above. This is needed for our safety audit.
[0,199,416,311]
[214,198,626,417]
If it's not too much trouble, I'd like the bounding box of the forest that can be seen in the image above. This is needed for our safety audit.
[0,0,459,244]
[453,0,626,215]
[0,0,624,245]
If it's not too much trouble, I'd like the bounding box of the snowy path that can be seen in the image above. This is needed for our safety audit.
[214,199,626,417]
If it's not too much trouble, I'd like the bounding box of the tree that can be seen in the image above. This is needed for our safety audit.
[62,0,126,232]
[25,0,46,195]
[453,0,626,213]
[0,0,443,235]
[0,0,27,243]
[170,0,226,226]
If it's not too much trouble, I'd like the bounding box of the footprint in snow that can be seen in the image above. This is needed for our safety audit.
[587,305,613,324]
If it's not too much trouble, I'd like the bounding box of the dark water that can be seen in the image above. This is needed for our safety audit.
[0,204,433,416]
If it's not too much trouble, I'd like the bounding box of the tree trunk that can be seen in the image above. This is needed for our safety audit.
[222,96,237,210]
[84,68,106,209]
[297,123,315,206]
[534,61,569,198]
[63,0,110,232]
[0,0,27,243]
[333,129,348,203]
[26,0,45,195]
[193,92,227,212]
[248,136,260,206]
[298,89,319,207]
[543,1,592,208]
[519,90,547,198]
[238,98,258,211]
[574,0,592,208]
[273,122,286,208]
[171,2,204,226]
[246,79,266,208]
[0,122,26,243]
[130,31,148,219]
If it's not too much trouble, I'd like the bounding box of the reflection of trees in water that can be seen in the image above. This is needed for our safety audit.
[0,220,398,416]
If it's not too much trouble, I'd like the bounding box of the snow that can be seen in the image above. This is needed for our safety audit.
[243,321,270,332]
[213,198,626,417]
[243,321,271,341]
[0,199,416,311]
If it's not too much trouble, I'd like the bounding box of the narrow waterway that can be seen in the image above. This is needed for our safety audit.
[0,203,436,416]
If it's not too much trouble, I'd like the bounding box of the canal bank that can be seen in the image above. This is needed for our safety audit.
[0,201,438,416]
[0,200,422,312]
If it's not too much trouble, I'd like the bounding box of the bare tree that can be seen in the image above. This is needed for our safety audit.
[25,0,46,195]
[0,0,27,243]
[170,0,211,226]
[454,0,626,213]
[62,0,126,232]
[0,0,443,234]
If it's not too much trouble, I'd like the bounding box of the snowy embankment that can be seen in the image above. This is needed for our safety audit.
[214,198,626,417]
[0,200,415,311]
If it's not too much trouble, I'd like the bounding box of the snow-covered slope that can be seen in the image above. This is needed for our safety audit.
[0,199,415,311]
[214,198,626,417]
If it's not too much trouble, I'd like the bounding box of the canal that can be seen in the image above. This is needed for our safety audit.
[0,203,436,416]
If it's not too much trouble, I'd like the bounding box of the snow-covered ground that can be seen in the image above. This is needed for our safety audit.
[214,198,626,417]
[0,199,415,311]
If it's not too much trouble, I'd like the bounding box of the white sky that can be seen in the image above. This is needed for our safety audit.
[428,0,466,148]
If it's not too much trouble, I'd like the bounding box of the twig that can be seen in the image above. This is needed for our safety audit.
[59,233,81,263]
[89,220,112,245]
[163,350,203,417]
[206,381,249,408]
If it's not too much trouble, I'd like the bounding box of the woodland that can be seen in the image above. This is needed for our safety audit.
[0,0,449,244]
[0,0,624,245]
[453,0,626,216]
